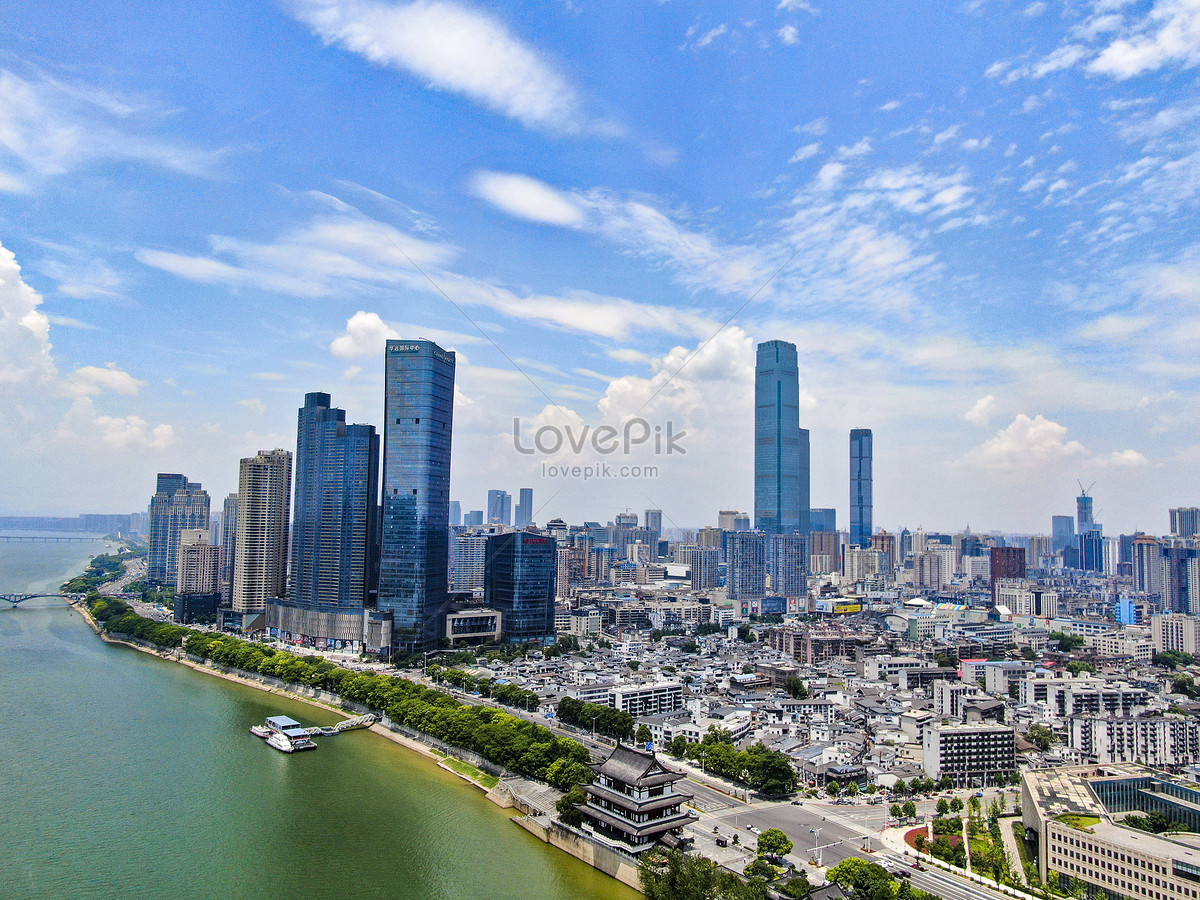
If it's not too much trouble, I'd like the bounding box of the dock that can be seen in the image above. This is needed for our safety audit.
[302,713,377,737]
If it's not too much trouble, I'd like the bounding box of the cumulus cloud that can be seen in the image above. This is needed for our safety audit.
[964,414,1088,469]
[788,142,820,163]
[778,25,800,45]
[92,415,175,450]
[1107,448,1149,467]
[331,310,399,357]
[470,171,583,226]
[965,394,997,426]
[66,364,146,397]
[0,239,55,386]
[287,0,592,133]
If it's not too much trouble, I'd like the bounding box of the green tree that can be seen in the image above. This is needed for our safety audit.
[1066,660,1095,676]
[892,779,908,796]
[555,785,586,827]
[889,804,902,819]
[639,850,718,900]
[1049,631,1085,652]
[902,800,917,819]
[845,781,859,797]
[1154,650,1195,670]
[783,676,809,700]
[757,828,793,859]
[637,724,653,744]
[669,735,690,757]
[826,781,841,797]
[1026,724,1054,751]
[937,798,950,816]
[950,797,964,813]
[779,875,811,899]
[828,858,896,900]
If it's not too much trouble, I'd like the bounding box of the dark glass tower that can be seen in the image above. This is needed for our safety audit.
[148,473,210,585]
[754,340,809,534]
[850,428,873,548]
[291,392,379,609]
[484,531,556,643]
[379,340,455,652]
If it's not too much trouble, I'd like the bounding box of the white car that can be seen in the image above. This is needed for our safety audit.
[749,826,762,835]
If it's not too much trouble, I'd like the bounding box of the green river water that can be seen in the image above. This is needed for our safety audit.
[0,537,637,900]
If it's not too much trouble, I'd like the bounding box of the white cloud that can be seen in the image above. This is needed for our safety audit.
[1024,1,1046,17]
[777,0,816,11]
[814,162,845,190]
[933,125,961,146]
[331,310,398,357]
[470,171,583,226]
[287,0,590,133]
[778,24,800,45]
[878,100,902,111]
[963,414,1087,469]
[694,24,728,48]
[1106,448,1149,467]
[788,142,820,163]
[239,399,267,416]
[92,415,176,450]
[797,116,828,136]
[961,136,992,151]
[0,70,222,185]
[965,394,997,426]
[1077,313,1153,341]
[66,364,146,397]
[1089,0,1200,79]
[0,239,55,386]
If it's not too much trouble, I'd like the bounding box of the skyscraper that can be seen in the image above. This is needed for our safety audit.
[487,489,511,525]
[147,473,210,585]
[379,339,455,652]
[810,508,836,533]
[1051,515,1075,553]
[1077,488,1094,534]
[1170,508,1200,537]
[232,449,292,614]
[485,531,556,643]
[989,546,1026,602]
[448,500,462,528]
[850,428,873,549]
[769,532,808,597]
[644,508,662,555]
[514,487,534,528]
[220,492,237,605]
[754,340,809,534]
[727,531,769,600]
[290,392,380,609]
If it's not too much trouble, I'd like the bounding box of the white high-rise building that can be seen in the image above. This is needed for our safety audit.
[232,449,292,613]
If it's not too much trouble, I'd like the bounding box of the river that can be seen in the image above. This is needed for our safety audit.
[0,537,638,900]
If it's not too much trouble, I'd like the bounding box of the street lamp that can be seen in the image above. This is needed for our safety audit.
[809,827,822,865]
[592,714,599,740]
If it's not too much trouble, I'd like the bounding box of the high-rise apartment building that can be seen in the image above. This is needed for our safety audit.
[727,531,768,600]
[290,392,379,609]
[754,340,809,534]
[379,340,455,652]
[487,490,511,525]
[684,547,720,590]
[176,528,220,594]
[514,488,534,528]
[147,473,210,585]
[1170,507,1200,537]
[232,449,292,614]
[990,546,1026,601]
[1133,536,1164,596]
[850,428,872,549]
[769,532,808,597]
[485,532,556,643]
[870,530,896,571]
[644,508,662,553]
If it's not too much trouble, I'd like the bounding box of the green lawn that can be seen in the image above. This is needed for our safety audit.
[440,756,500,789]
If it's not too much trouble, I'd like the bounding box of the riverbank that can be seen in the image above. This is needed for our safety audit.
[68,599,644,891]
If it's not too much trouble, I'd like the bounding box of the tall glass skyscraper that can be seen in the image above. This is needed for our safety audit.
[754,340,809,534]
[514,487,534,528]
[291,392,379,609]
[850,428,873,548]
[379,339,455,652]
[487,489,511,525]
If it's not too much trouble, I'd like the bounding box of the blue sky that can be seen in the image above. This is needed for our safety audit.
[2,0,1199,535]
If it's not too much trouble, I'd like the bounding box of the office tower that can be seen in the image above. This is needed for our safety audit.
[232,449,292,613]
[727,531,769,600]
[754,340,809,534]
[850,428,873,548]
[485,532,556,643]
[555,545,587,599]
[615,511,638,527]
[448,501,462,528]
[810,508,836,533]
[176,529,220,594]
[1078,530,1104,572]
[718,509,741,531]
[733,512,751,532]
[290,393,380,609]
[769,532,808,597]
[514,488,534,528]
[220,493,237,605]
[990,546,1026,601]
[464,510,484,527]
[1171,508,1200,537]
[644,509,662,552]
[379,339,455,652]
[147,473,210,585]
[844,547,884,582]
[1077,487,1094,534]
[1051,516,1075,553]
[487,490,511,525]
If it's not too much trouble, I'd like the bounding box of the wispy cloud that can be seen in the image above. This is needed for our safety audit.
[286,0,600,134]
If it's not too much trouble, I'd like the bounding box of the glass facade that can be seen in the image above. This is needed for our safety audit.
[484,532,556,643]
[291,392,379,609]
[850,427,873,548]
[379,340,455,652]
[754,340,809,534]
[148,473,210,585]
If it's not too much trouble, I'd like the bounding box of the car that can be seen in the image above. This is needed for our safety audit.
[894,869,913,879]
[749,826,762,835]
[791,799,803,805]
[910,863,925,871]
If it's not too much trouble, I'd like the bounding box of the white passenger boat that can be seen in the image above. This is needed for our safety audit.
[266,732,294,753]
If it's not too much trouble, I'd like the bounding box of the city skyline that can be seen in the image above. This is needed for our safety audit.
[1,2,1198,533]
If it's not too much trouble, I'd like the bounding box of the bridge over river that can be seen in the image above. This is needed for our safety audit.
[1,593,84,607]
